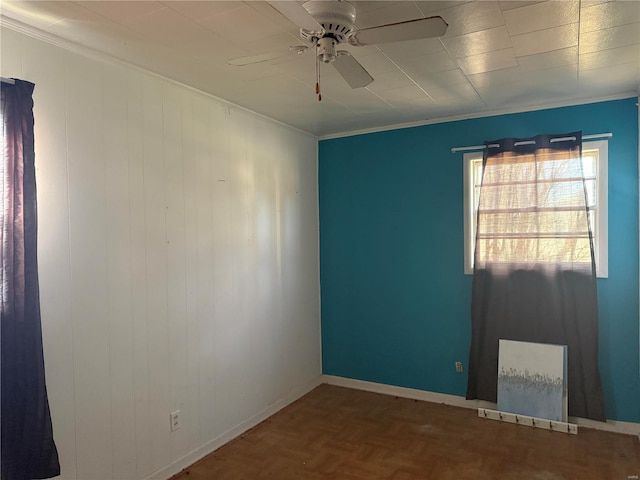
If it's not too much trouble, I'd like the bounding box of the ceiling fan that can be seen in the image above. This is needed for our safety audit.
[228,1,448,98]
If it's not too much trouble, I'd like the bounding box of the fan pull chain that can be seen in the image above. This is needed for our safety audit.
[315,45,322,101]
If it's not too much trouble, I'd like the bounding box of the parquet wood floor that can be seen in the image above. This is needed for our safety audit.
[171,384,639,480]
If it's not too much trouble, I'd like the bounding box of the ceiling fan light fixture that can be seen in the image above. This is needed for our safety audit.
[317,37,337,64]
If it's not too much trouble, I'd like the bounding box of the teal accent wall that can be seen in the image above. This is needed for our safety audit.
[319,98,640,423]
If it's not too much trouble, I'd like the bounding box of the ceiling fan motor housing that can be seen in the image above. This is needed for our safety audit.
[300,1,357,44]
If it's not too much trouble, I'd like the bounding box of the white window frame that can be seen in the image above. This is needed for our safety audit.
[463,139,608,277]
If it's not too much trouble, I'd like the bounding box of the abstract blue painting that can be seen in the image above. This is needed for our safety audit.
[497,340,568,422]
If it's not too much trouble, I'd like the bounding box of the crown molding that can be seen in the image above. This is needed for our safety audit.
[0,15,317,140]
[318,93,638,141]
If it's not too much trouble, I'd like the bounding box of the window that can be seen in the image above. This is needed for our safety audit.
[463,140,608,277]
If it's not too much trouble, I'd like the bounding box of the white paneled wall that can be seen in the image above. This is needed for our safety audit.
[1,27,321,480]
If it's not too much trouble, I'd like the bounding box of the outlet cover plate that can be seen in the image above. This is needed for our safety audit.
[170,411,180,432]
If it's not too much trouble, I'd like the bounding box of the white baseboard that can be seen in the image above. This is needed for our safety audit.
[145,375,324,480]
[323,374,496,409]
[322,374,640,438]
[568,415,640,437]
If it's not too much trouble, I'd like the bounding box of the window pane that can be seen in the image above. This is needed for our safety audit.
[582,151,597,207]
[464,140,606,276]
[476,147,592,265]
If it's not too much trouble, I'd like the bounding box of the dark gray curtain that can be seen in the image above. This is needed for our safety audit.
[1,79,60,479]
[466,132,606,422]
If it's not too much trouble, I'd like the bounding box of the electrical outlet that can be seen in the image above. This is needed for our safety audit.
[170,410,181,432]
[455,361,463,373]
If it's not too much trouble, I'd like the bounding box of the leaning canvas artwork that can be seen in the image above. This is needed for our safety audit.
[497,340,568,422]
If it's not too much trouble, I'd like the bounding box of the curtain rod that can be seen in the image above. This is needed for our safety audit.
[451,133,613,153]
[1,77,16,85]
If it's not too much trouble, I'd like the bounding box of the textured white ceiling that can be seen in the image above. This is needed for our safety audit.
[1,0,639,137]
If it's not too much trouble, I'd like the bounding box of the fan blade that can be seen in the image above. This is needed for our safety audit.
[350,16,448,46]
[228,45,309,66]
[267,1,323,32]
[333,51,373,89]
